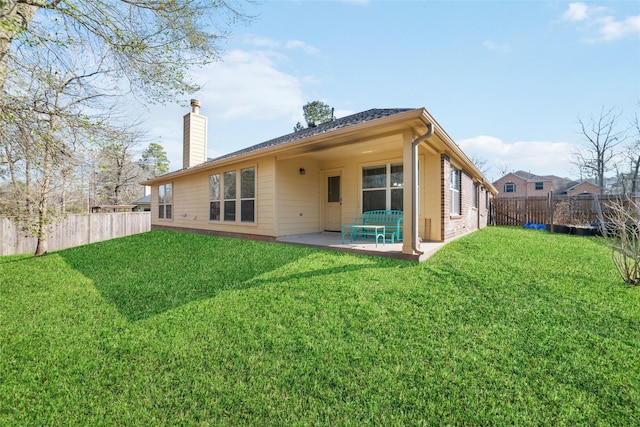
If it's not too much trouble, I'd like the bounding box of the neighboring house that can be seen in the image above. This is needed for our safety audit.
[131,186,152,211]
[90,205,137,213]
[565,181,600,196]
[131,194,151,212]
[142,101,497,260]
[494,171,598,198]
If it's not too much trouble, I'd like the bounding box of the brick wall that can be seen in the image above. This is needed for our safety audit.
[441,155,492,241]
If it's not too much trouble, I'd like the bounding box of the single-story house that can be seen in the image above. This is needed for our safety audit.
[142,101,497,261]
[494,170,599,198]
[130,194,151,212]
[91,205,137,213]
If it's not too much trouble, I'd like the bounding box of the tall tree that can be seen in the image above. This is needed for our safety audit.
[96,130,145,205]
[1,0,253,256]
[572,107,627,195]
[294,100,334,131]
[1,46,117,255]
[139,142,170,178]
[0,0,252,99]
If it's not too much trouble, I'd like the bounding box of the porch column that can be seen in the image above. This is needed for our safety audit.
[402,134,415,255]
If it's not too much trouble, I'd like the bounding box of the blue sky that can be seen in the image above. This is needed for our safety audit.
[144,1,640,181]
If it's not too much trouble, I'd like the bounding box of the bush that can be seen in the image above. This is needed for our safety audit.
[606,198,640,285]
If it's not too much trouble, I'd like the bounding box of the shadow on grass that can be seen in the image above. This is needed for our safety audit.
[59,230,390,321]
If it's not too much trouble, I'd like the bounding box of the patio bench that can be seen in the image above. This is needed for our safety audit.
[351,210,403,243]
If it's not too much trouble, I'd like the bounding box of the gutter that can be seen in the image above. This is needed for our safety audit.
[411,123,434,255]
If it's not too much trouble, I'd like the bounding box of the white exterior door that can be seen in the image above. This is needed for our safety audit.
[324,172,342,231]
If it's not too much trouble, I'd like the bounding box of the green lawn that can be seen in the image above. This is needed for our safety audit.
[1,227,638,425]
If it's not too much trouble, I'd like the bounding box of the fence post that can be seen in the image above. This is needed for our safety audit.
[593,194,608,238]
[548,191,554,233]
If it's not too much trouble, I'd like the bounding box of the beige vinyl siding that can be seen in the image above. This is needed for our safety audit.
[256,157,276,236]
[182,112,207,168]
[320,147,403,225]
[421,151,442,241]
[276,158,321,236]
[150,158,277,237]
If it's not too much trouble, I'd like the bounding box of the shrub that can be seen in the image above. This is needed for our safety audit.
[606,198,640,285]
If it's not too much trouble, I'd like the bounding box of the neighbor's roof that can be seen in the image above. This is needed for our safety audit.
[131,194,151,205]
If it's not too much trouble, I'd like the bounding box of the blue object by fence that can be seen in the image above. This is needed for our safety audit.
[524,222,547,231]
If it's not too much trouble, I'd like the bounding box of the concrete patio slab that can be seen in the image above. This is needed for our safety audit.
[276,232,446,261]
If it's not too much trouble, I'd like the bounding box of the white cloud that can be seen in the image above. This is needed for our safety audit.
[285,40,320,54]
[194,49,304,123]
[245,36,281,49]
[562,2,591,22]
[561,2,640,42]
[598,15,640,41]
[142,47,310,169]
[457,135,579,181]
[482,39,510,53]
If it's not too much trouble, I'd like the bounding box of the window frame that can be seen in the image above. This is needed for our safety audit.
[223,170,237,222]
[504,182,516,193]
[240,167,256,223]
[209,174,221,221]
[210,166,256,224]
[472,182,479,209]
[535,182,544,190]
[450,167,460,215]
[361,162,403,213]
[158,183,172,220]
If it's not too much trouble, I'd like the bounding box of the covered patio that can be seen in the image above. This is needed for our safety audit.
[276,232,446,262]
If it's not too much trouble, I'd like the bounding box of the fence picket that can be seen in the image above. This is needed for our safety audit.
[1,212,150,256]
[491,195,638,227]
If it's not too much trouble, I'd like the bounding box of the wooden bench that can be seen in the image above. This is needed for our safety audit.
[352,210,403,243]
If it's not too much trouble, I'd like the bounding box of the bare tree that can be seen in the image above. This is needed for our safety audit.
[1,1,254,256]
[2,47,119,255]
[469,155,490,178]
[573,107,627,195]
[96,128,146,205]
[628,108,640,195]
[606,198,640,286]
[1,0,253,99]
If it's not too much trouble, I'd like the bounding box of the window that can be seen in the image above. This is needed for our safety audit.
[158,183,172,219]
[473,183,479,208]
[327,176,340,203]
[223,170,236,222]
[450,168,460,215]
[362,163,403,212]
[240,167,255,223]
[535,182,544,190]
[209,174,220,221]
[504,183,516,193]
[211,167,256,223]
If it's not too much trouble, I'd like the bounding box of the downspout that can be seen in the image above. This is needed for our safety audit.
[411,123,434,255]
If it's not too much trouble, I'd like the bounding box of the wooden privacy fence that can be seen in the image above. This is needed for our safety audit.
[1,212,150,256]
[491,194,639,227]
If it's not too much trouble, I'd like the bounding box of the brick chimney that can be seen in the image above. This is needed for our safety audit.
[183,99,208,169]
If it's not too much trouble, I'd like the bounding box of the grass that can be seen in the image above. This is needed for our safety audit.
[1,227,638,425]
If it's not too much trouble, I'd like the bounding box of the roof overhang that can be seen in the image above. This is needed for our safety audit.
[141,107,497,194]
